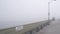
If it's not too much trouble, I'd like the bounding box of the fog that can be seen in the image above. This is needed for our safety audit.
[0,0,59,29]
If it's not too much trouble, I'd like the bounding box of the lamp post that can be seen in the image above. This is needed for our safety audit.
[48,0,56,22]
[48,2,50,22]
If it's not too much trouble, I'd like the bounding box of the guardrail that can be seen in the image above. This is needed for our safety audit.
[0,20,51,34]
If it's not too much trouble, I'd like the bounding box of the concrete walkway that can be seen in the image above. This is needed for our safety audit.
[37,20,60,34]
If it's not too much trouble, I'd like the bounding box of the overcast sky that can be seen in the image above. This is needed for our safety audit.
[0,0,59,29]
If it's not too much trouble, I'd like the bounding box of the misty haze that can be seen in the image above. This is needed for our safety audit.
[0,0,60,34]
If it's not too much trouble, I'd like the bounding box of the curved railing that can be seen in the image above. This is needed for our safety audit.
[0,20,51,34]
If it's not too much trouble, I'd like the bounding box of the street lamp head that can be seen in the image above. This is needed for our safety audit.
[49,0,56,2]
[54,0,56,1]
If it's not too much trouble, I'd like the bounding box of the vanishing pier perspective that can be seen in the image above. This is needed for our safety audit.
[1,0,60,34]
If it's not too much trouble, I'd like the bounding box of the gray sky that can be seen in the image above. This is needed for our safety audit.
[0,0,59,29]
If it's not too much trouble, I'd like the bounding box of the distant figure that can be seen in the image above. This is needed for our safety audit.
[52,17,55,21]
